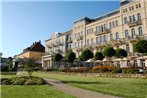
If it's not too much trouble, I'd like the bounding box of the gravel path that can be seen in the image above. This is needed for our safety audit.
[44,78,121,98]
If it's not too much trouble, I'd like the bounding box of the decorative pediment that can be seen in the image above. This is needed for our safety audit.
[51,32,61,39]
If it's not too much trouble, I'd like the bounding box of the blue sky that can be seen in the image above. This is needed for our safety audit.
[1,0,119,57]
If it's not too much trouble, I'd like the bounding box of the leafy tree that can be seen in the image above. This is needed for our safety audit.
[6,57,13,72]
[103,47,116,65]
[65,51,76,68]
[94,51,104,61]
[23,58,36,77]
[115,48,127,67]
[115,48,127,58]
[79,48,93,61]
[134,40,147,68]
[53,53,63,62]
[53,53,63,69]
[65,51,76,62]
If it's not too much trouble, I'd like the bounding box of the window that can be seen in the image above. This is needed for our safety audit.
[138,27,143,35]
[116,32,119,41]
[81,40,83,47]
[136,4,138,9]
[91,38,93,44]
[112,21,115,27]
[124,17,128,24]
[132,6,134,10]
[96,26,99,32]
[129,7,131,11]
[100,36,103,44]
[129,16,133,23]
[116,20,118,26]
[103,35,106,42]
[131,28,136,38]
[96,37,100,44]
[109,22,112,28]
[87,39,89,45]
[137,13,141,20]
[101,25,104,32]
[110,34,113,40]
[81,31,83,36]
[138,3,141,8]
[125,30,129,38]
[132,15,136,22]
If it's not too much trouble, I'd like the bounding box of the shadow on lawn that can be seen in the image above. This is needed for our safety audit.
[62,81,109,85]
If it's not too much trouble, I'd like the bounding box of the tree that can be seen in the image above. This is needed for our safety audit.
[103,47,116,65]
[115,48,127,58]
[65,51,76,62]
[134,40,147,68]
[94,51,104,61]
[53,53,63,62]
[115,48,127,67]
[23,58,36,77]
[6,57,13,72]
[79,48,93,61]
[65,51,76,68]
[53,53,63,69]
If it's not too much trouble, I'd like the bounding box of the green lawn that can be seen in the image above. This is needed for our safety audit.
[33,72,147,98]
[1,85,76,98]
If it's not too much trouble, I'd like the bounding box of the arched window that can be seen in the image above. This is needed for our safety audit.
[132,15,136,22]
[137,13,141,20]
[138,27,143,35]
[110,34,113,40]
[115,32,119,41]
[125,30,129,37]
[131,28,136,38]
[124,17,127,24]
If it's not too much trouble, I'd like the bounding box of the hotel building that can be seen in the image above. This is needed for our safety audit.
[42,0,147,68]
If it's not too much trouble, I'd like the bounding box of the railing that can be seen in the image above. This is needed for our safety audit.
[67,39,72,43]
[127,20,142,27]
[94,28,111,36]
[76,36,83,41]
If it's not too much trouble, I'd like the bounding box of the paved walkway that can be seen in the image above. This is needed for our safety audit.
[44,78,121,98]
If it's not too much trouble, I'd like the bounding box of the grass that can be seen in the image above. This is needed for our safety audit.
[1,85,76,98]
[1,72,147,98]
[0,73,76,98]
[33,72,147,98]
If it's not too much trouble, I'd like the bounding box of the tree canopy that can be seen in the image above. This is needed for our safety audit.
[94,51,104,61]
[115,48,127,58]
[134,40,147,54]
[103,47,116,58]
[53,53,63,62]
[65,51,76,62]
[79,48,93,61]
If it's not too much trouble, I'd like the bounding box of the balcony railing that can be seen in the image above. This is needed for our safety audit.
[76,36,83,41]
[58,42,64,46]
[111,39,122,46]
[94,28,111,36]
[67,39,72,43]
[127,20,142,27]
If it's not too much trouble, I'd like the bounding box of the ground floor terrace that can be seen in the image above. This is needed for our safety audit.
[42,55,147,69]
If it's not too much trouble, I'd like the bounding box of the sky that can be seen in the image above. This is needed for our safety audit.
[1,0,120,57]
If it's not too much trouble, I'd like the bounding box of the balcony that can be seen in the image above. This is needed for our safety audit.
[127,20,142,27]
[76,36,83,41]
[94,43,106,49]
[75,47,83,52]
[46,44,52,48]
[111,39,122,46]
[94,28,111,36]
[67,39,72,43]
[58,42,64,46]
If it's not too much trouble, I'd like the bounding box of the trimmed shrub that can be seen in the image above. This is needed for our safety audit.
[1,78,12,85]
[1,76,46,85]
[92,66,115,73]
[122,68,139,74]
[112,68,122,73]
